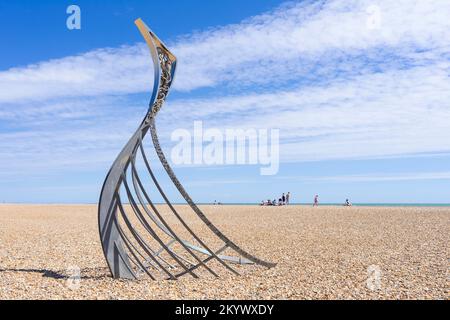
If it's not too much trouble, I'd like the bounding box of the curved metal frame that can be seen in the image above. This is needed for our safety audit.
[98,18,276,280]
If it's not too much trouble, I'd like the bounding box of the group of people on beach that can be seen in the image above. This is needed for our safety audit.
[260,194,352,206]
[261,192,291,206]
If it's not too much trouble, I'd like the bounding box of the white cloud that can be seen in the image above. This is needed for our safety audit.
[0,45,153,103]
[172,0,450,90]
[276,171,450,182]
[1,0,449,102]
[0,96,145,176]
[160,62,450,162]
[0,0,449,181]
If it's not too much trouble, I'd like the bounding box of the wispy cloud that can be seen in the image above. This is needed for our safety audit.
[276,171,450,182]
[162,63,450,162]
[1,0,449,102]
[0,0,449,183]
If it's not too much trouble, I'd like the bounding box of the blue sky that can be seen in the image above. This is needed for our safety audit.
[0,0,449,204]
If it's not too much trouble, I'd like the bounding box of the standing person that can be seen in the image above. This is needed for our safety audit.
[286,192,290,205]
[282,193,286,205]
[313,194,319,207]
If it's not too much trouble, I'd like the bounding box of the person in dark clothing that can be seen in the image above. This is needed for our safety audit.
[313,194,319,207]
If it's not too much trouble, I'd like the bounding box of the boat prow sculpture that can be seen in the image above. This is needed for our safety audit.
[98,18,276,280]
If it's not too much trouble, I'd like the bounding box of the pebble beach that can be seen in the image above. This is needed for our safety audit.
[0,204,448,300]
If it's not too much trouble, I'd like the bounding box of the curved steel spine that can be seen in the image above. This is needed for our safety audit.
[98,18,275,280]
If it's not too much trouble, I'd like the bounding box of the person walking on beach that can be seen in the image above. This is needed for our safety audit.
[286,192,290,205]
[282,193,286,205]
[313,194,319,207]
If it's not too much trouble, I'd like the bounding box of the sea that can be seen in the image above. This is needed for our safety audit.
[201,203,450,207]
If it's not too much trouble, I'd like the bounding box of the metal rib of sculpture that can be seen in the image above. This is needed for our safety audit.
[98,18,276,280]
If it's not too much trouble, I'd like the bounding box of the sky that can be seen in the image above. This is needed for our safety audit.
[0,0,449,204]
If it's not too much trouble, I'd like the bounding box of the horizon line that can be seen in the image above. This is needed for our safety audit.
[1,202,449,207]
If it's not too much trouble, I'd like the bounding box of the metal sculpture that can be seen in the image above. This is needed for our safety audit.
[98,18,275,280]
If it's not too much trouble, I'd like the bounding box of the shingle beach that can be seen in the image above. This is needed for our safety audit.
[0,204,448,300]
